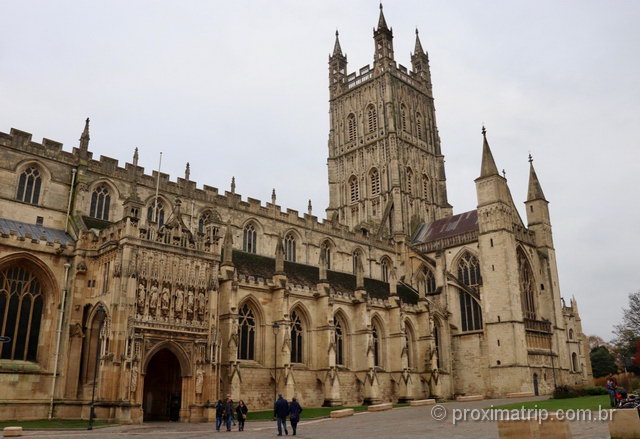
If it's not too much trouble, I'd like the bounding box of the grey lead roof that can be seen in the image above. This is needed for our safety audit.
[0,217,74,246]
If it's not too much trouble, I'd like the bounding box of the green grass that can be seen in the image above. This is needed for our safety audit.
[0,419,115,430]
[492,395,610,412]
[248,403,409,421]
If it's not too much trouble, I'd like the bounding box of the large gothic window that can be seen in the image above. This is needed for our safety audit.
[347,113,357,142]
[370,168,381,196]
[321,241,332,270]
[16,166,42,205]
[90,185,111,221]
[0,266,44,362]
[243,224,257,254]
[146,198,165,226]
[367,105,377,132]
[349,176,359,203]
[284,233,296,262]
[457,252,483,332]
[290,310,304,363]
[238,304,256,360]
[335,317,344,366]
[518,248,537,320]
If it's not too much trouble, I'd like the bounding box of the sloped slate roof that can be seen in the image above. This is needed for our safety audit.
[0,217,74,245]
[411,210,478,244]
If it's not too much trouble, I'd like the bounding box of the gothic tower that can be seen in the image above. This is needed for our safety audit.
[326,5,452,238]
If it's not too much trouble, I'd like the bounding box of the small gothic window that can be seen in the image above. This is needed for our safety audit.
[422,174,430,200]
[335,317,344,366]
[0,266,44,362]
[321,241,332,270]
[284,233,296,262]
[405,324,414,368]
[372,325,380,367]
[243,224,257,254]
[518,248,537,320]
[400,104,408,132]
[16,166,42,205]
[90,185,111,221]
[238,304,256,360]
[367,105,377,132]
[571,352,579,372]
[370,168,381,196]
[146,198,165,226]
[381,258,391,283]
[569,329,574,340]
[433,322,441,369]
[349,176,359,203]
[347,113,357,142]
[420,266,436,295]
[416,113,423,139]
[352,250,362,275]
[406,168,413,194]
[290,310,304,363]
[198,212,212,234]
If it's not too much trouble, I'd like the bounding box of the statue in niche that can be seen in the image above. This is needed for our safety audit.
[136,283,146,313]
[195,368,204,394]
[131,362,139,392]
[186,289,195,316]
[149,285,159,314]
[196,291,206,318]
[161,287,170,314]
[175,288,184,316]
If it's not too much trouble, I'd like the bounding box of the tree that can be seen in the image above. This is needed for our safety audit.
[590,346,618,378]
[613,291,640,373]
[588,335,609,351]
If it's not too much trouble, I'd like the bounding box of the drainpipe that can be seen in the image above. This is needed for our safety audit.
[65,168,77,234]
[48,262,72,419]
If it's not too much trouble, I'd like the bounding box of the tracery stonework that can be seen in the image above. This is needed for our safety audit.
[0,5,591,424]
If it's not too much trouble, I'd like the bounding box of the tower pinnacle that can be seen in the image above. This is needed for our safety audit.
[377,3,389,30]
[479,126,500,178]
[527,156,547,201]
[79,117,90,151]
[414,28,425,54]
[333,30,343,56]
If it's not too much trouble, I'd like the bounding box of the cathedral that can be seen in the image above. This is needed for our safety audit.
[0,6,592,423]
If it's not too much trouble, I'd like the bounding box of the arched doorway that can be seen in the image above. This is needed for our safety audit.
[143,349,182,421]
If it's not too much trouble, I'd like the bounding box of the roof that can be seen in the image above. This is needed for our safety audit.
[411,210,478,244]
[0,217,74,246]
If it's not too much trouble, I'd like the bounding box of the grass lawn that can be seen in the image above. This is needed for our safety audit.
[492,395,610,412]
[248,403,409,421]
[0,419,115,430]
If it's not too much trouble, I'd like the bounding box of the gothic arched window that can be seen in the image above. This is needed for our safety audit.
[518,248,537,320]
[457,252,482,289]
[90,185,111,221]
[198,212,211,234]
[571,352,579,372]
[367,105,377,132]
[349,175,359,203]
[406,168,413,194]
[321,241,332,270]
[352,250,363,275]
[419,266,436,295]
[146,198,165,226]
[400,104,408,132]
[381,258,391,283]
[372,324,381,367]
[284,233,296,262]
[0,266,44,362]
[433,320,441,370]
[405,322,415,369]
[416,113,423,139]
[238,304,256,360]
[243,224,257,254]
[370,168,381,196]
[422,174,430,200]
[335,317,344,366]
[347,113,356,142]
[457,252,483,331]
[16,166,42,205]
[568,329,574,340]
[290,310,304,363]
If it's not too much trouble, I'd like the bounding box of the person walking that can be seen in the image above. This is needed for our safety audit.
[236,400,248,431]
[215,400,224,431]
[223,395,234,432]
[288,397,303,436]
[273,393,290,436]
[606,374,618,408]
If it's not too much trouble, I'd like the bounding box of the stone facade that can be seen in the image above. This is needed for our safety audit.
[0,6,591,424]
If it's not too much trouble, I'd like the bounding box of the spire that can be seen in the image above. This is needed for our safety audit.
[271,188,276,205]
[230,176,236,194]
[332,30,343,57]
[222,221,234,266]
[133,147,139,167]
[185,162,190,181]
[377,3,389,30]
[414,28,424,54]
[307,199,312,215]
[79,117,90,150]
[527,155,547,201]
[479,126,500,178]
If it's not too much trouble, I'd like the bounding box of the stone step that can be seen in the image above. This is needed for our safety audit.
[409,399,436,406]
[456,395,484,402]
[506,392,535,398]
[368,402,393,412]
[3,427,23,438]
[330,408,354,418]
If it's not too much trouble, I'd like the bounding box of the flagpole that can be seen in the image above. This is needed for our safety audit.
[154,152,162,222]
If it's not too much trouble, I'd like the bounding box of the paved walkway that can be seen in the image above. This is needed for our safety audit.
[17,397,611,439]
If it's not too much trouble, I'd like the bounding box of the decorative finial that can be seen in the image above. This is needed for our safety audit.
[231,176,236,194]
[380,2,383,10]
[79,117,91,151]
[185,162,190,181]
[271,188,276,204]
[481,125,487,136]
[336,29,339,37]
[416,28,419,36]
[502,169,507,179]
[307,200,312,215]
[528,153,533,164]
[133,147,139,166]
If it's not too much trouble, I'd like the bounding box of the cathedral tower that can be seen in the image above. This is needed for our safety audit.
[326,5,452,237]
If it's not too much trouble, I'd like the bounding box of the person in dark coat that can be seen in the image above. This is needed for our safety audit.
[215,400,224,431]
[223,396,234,432]
[288,397,303,436]
[236,400,248,431]
[273,394,290,436]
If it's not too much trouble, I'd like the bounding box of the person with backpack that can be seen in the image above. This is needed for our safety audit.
[288,397,303,436]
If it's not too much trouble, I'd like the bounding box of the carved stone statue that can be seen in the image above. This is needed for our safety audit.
[131,363,139,392]
[195,368,204,394]
[161,287,170,313]
[149,285,159,314]
[136,283,146,313]
[196,291,206,317]
[186,289,195,315]
[175,288,184,315]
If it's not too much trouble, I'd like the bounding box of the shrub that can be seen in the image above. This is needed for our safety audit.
[584,386,608,395]
[553,385,579,399]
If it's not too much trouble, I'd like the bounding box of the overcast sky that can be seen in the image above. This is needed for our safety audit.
[1,1,639,340]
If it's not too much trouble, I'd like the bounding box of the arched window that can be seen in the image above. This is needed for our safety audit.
[146,198,165,226]
[517,248,537,320]
[284,233,296,262]
[568,329,574,340]
[347,113,357,142]
[198,212,212,234]
[400,104,408,132]
[457,252,483,331]
[422,174,430,200]
[238,304,256,360]
[367,105,377,132]
[419,266,436,295]
[335,316,344,366]
[416,113,423,139]
[16,166,42,205]
[381,258,391,283]
[290,310,304,363]
[349,176,359,203]
[0,266,44,362]
[433,321,441,370]
[321,241,332,270]
[406,168,413,194]
[405,322,415,369]
[372,324,381,367]
[243,224,257,254]
[90,185,111,221]
[571,352,579,372]
[370,168,381,196]
[352,250,363,275]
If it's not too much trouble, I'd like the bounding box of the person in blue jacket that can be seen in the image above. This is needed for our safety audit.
[273,394,290,436]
